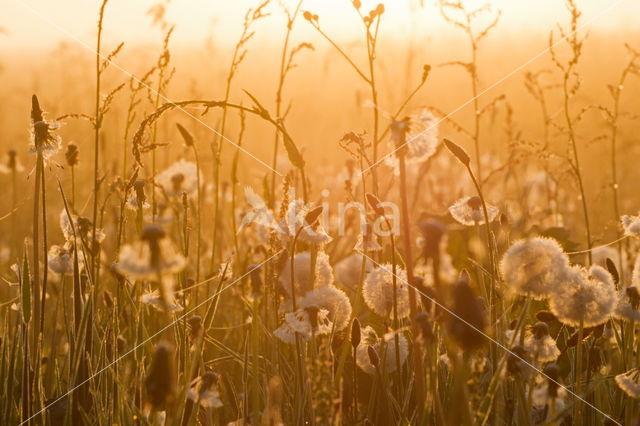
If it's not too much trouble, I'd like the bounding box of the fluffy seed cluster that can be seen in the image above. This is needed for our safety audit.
[362,264,411,319]
[549,265,617,327]
[355,326,408,375]
[500,237,570,300]
[156,159,200,197]
[279,250,333,297]
[449,196,499,226]
[615,368,640,399]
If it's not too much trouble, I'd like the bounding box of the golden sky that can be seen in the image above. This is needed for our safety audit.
[1,0,638,52]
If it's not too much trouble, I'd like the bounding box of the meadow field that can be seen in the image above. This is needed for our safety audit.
[1,0,640,424]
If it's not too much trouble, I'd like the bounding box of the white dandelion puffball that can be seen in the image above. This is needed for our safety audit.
[500,237,570,300]
[362,265,411,319]
[449,196,499,226]
[300,285,353,331]
[156,159,200,197]
[384,109,439,171]
[355,326,409,375]
[615,369,640,399]
[279,251,334,297]
[334,253,373,291]
[621,213,640,237]
[549,265,617,327]
[524,335,560,363]
[613,286,640,322]
[116,238,186,281]
[273,307,333,344]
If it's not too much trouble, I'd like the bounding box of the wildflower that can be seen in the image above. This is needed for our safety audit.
[156,159,200,197]
[334,253,373,291]
[30,94,62,160]
[299,285,352,331]
[615,368,640,398]
[621,213,640,237]
[530,365,567,422]
[549,265,617,327]
[613,285,640,322]
[115,224,186,281]
[141,288,183,312]
[279,251,334,297]
[448,196,499,226]
[47,245,74,275]
[65,143,79,167]
[524,322,560,362]
[355,326,408,375]
[354,223,382,252]
[0,149,24,174]
[277,199,331,245]
[187,371,223,408]
[385,109,439,171]
[126,179,150,210]
[59,210,106,246]
[500,237,570,300]
[274,306,333,344]
[144,342,176,413]
[362,265,411,319]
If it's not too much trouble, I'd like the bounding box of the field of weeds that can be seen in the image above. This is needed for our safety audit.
[1,0,640,424]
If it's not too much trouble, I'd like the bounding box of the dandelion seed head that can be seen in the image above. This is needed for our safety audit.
[362,264,411,319]
[47,245,73,275]
[549,265,617,327]
[334,253,373,291]
[621,213,640,237]
[449,196,499,226]
[355,326,408,375]
[299,285,352,331]
[500,237,570,300]
[524,323,560,362]
[279,250,334,297]
[156,159,200,197]
[615,369,640,399]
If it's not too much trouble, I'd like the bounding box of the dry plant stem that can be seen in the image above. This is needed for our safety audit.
[397,150,425,412]
[563,75,592,265]
[574,319,585,423]
[271,0,303,207]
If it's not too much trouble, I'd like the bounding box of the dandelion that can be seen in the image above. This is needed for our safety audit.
[299,285,353,331]
[115,224,186,281]
[355,326,408,375]
[187,371,223,408]
[549,265,617,327]
[156,159,200,197]
[354,223,382,252]
[279,250,333,297]
[0,149,24,174]
[621,213,640,236]
[47,245,74,275]
[334,253,373,291]
[141,288,183,312]
[30,95,63,160]
[615,368,640,398]
[500,237,570,300]
[613,285,640,322]
[274,306,333,343]
[524,322,560,362]
[126,179,150,210]
[385,109,439,171]
[362,264,411,319]
[448,195,499,226]
[59,210,106,246]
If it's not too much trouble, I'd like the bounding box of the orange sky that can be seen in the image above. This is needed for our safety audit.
[1,0,638,52]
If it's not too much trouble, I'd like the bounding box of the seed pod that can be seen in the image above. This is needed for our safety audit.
[605,258,619,285]
[304,206,323,228]
[531,322,549,339]
[66,144,79,167]
[535,310,557,323]
[414,312,434,342]
[418,220,446,259]
[351,318,361,348]
[543,363,560,398]
[447,273,486,351]
[367,346,379,368]
[144,342,176,412]
[176,123,194,147]
[443,138,470,166]
[506,345,528,377]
